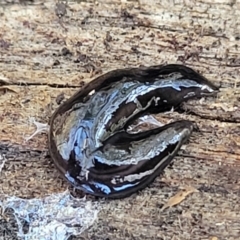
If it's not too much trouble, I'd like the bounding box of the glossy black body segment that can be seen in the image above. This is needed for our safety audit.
[49,64,218,198]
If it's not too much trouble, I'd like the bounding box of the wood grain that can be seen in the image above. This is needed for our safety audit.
[0,1,240,239]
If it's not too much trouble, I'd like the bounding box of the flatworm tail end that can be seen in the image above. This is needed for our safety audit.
[73,120,194,199]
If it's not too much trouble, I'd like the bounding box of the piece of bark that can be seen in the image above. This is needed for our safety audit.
[0,1,240,240]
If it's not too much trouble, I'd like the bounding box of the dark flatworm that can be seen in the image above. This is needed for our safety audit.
[49,64,218,198]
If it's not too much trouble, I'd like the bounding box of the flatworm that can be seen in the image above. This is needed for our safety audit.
[49,64,218,198]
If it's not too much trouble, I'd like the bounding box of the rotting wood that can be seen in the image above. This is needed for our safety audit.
[0,0,240,239]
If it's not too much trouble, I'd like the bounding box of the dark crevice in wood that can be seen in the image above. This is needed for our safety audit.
[0,142,47,155]
[0,82,81,88]
[187,110,240,123]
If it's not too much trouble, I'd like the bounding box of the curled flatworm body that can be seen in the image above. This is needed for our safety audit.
[49,64,218,198]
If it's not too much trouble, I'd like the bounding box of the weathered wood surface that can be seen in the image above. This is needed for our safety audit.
[0,0,240,239]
